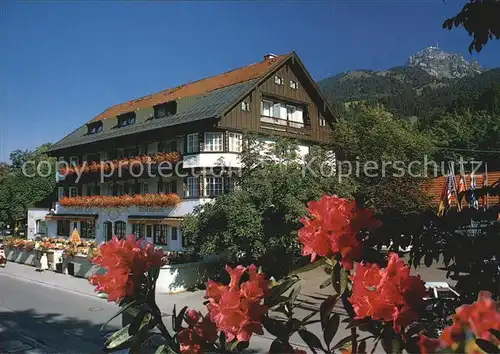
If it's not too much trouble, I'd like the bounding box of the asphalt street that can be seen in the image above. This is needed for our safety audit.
[0,273,121,353]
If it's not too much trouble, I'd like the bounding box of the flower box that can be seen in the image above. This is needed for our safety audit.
[156,257,222,294]
[4,247,39,266]
[63,255,104,279]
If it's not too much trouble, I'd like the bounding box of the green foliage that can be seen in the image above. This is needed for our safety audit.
[181,136,355,278]
[443,0,500,53]
[330,106,435,214]
[0,144,56,226]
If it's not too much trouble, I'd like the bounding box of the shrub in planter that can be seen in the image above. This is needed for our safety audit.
[89,195,500,354]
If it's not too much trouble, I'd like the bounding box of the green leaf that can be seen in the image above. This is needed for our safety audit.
[332,334,358,350]
[298,329,324,354]
[100,300,136,331]
[288,284,302,307]
[269,338,294,353]
[332,263,349,296]
[236,341,250,352]
[289,258,326,275]
[263,316,290,341]
[129,309,148,336]
[475,339,500,354]
[155,344,167,354]
[265,276,300,308]
[175,306,188,332]
[320,295,339,330]
[105,324,132,349]
[171,304,176,331]
[323,313,340,348]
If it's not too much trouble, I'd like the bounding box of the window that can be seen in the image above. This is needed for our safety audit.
[154,101,176,118]
[58,187,65,201]
[80,221,95,239]
[228,132,242,152]
[140,182,149,194]
[163,140,178,153]
[117,112,136,127]
[69,186,78,198]
[103,221,113,242]
[154,225,168,246]
[241,101,250,111]
[290,81,299,90]
[261,100,273,117]
[114,221,126,239]
[204,132,223,152]
[286,105,296,121]
[86,185,94,196]
[171,227,178,241]
[57,220,70,236]
[87,122,103,135]
[205,177,223,197]
[274,76,284,85]
[132,224,145,238]
[138,144,148,155]
[186,133,199,153]
[69,156,79,167]
[186,177,199,197]
[287,105,305,128]
[319,116,326,127]
[160,179,177,194]
[181,233,188,248]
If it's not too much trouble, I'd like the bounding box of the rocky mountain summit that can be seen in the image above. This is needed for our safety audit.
[407,46,483,79]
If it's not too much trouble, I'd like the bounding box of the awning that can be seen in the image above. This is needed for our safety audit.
[128,216,182,226]
[45,214,98,222]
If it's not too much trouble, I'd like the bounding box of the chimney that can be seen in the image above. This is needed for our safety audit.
[264,53,278,61]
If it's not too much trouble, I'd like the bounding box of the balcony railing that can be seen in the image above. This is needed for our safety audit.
[260,116,310,133]
[59,152,181,176]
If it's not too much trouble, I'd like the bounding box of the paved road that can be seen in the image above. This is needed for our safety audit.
[0,272,122,353]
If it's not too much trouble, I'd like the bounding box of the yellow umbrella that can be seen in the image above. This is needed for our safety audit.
[70,228,81,244]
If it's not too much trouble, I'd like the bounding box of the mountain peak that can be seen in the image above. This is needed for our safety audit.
[407,46,482,79]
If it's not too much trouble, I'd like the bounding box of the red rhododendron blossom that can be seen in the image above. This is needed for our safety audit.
[177,310,217,354]
[418,291,500,354]
[88,235,165,302]
[348,253,426,333]
[298,195,381,269]
[205,265,268,342]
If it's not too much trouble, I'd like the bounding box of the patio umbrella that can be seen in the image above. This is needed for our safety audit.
[70,228,81,244]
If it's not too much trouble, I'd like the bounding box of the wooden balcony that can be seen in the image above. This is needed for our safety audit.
[260,116,311,136]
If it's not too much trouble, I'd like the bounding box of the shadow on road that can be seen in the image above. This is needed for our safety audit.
[0,308,115,352]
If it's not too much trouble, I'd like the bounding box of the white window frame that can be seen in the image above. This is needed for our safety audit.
[290,80,299,89]
[319,117,326,127]
[58,186,65,201]
[186,133,199,154]
[261,100,273,117]
[241,101,250,111]
[204,132,223,152]
[228,132,242,152]
[274,76,284,85]
[205,177,224,197]
[186,177,199,197]
[69,186,78,198]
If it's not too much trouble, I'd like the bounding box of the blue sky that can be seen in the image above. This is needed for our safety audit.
[1,0,499,162]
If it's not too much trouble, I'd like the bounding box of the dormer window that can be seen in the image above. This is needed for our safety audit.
[87,122,103,135]
[154,101,177,118]
[117,112,136,127]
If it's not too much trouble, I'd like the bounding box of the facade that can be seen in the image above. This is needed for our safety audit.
[45,52,336,250]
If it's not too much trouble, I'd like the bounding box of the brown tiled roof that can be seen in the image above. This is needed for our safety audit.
[424,171,500,207]
[90,54,290,123]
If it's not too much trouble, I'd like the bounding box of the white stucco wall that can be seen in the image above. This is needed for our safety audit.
[27,208,50,240]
